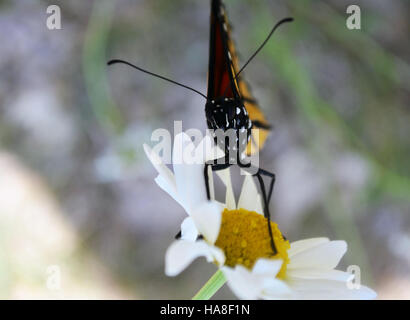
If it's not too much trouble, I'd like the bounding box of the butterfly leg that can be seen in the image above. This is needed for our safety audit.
[204,159,231,201]
[255,169,277,255]
[238,161,277,255]
[237,154,276,208]
[257,167,276,204]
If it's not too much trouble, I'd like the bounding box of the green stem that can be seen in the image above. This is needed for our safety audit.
[192,269,226,300]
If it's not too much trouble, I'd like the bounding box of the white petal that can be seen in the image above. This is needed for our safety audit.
[154,175,176,197]
[288,240,347,271]
[144,144,176,191]
[255,195,264,216]
[287,269,354,282]
[251,259,292,299]
[259,278,292,300]
[180,217,198,241]
[174,162,207,213]
[286,278,377,300]
[222,265,262,300]
[172,133,207,213]
[252,258,283,277]
[154,175,188,211]
[222,263,291,300]
[165,240,224,276]
[237,174,263,213]
[288,238,329,257]
[191,201,222,244]
[216,168,236,209]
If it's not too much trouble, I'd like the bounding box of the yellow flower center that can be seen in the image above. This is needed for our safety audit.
[215,208,290,279]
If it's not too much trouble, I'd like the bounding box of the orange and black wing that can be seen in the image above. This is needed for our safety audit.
[207,0,271,155]
[237,78,272,156]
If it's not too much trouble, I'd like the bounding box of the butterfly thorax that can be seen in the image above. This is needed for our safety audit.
[205,97,252,158]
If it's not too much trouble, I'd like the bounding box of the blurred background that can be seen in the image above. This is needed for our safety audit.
[0,0,409,299]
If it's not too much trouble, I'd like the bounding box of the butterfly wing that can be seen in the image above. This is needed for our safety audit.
[207,0,239,100]
[237,78,272,156]
[208,0,271,155]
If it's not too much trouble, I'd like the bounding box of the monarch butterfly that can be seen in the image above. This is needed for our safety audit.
[108,0,293,254]
[204,0,292,254]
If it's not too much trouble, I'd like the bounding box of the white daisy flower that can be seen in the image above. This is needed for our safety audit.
[144,132,376,300]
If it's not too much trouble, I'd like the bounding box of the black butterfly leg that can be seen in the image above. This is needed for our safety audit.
[204,160,232,201]
[237,160,277,255]
[254,170,277,255]
[236,152,276,204]
[258,167,276,204]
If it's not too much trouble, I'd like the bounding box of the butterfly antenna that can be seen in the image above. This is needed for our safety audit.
[107,59,208,100]
[235,17,294,78]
